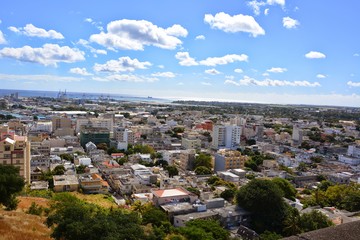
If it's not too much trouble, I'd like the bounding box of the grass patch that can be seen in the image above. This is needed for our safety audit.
[66,192,117,208]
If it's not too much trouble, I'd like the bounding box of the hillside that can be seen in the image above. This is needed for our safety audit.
[0,196,52,240]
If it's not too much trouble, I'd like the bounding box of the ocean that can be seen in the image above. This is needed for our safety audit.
[0,89,171,103]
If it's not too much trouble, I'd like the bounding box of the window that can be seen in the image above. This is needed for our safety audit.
[4,145,10,151]
[4,154,11,158]
[3,160,7,164]
[16,160,20,164]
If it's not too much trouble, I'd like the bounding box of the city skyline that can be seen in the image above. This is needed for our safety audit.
[0,0,359,107]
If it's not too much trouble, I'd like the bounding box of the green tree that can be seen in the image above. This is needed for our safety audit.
[282,207,301,236]
[166,165,179,177]
[116,157,128,165]
[272,178,296,201]
[53,165,66,175]
[296,162,308,172]
[194,153,212,169]
[246,139,256,146]
[96,143,108,151]
[259,231,283,240]
[318,180,333,191]
[207,176,221,185]
[155,160,169,167]
[142,207,169,227]
[59,153,74,162]
[236,179,288,233]
[179,219,229,240]
[194,166,212,175]
[0,165,25,210]
[107,146,123,155]
[76,164,86,174]
[220,189,235,202]
[300,210,333,232]
[244,160,258,171]
[40,170,55,189]
[47,195,145,240]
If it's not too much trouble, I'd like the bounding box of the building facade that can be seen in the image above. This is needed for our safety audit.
[212,125,241,150]
[0,126,31,182]
[214,149,247,172]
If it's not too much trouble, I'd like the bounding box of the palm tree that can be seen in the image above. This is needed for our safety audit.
[283,207,302,236]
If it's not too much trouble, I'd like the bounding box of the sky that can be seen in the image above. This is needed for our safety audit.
[0,0,359,107]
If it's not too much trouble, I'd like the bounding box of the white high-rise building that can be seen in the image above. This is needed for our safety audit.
[212,125,241,149]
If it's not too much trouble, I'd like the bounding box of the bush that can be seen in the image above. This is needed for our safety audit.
[26,202,43,216]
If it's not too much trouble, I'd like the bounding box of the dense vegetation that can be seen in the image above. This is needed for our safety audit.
[45,193,230,240]
[236,179,333,237]
[303,182,360,211]
[0,165,25,210]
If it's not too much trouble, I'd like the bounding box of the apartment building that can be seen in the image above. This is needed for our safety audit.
[214,149,247,172]
[212,125,241,150]
[0,126,31,182]
[114,127,135,145]
[76,117,114,133]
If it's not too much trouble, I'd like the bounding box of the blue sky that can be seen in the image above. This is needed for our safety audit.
[0,0,359,106]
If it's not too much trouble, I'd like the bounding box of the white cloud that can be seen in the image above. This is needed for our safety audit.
[69,67,93,76]
[175,52,199,66]
[205,68,221,75]
[93,74,158,83]
[201,82,212,86]
[305,51,326,59]
[0,44,85,66]
[264,8,270,15]
[93,57,151,73]
[354,53,359,57]
[76,38,107,56]
[262,72,270,77]
[234,68,243,73]
[204,12,265,37]
[248,0,284,15]
[94,49,107,55]
[151,71,176,78]
[158,65,164,69]
[0,19,2,24]
[0,73,82,82]
[9,24,64,39]
[177,82,184,85]
[225,76,320,87]
[224,79,240,86]
[195,35,205,40]
[200,54,248,66]
[267,0,285,6]
[347,81,360,87]
[0,31,6,44]
[176,52,248,67]
[247,1,266,15]
[90,19,188,50]
[283,17,300,29]
[267,67,287,73]
[165,24,188,37]
[84,18,104,31]
[8,26,19,33]
[316,74,326,79]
